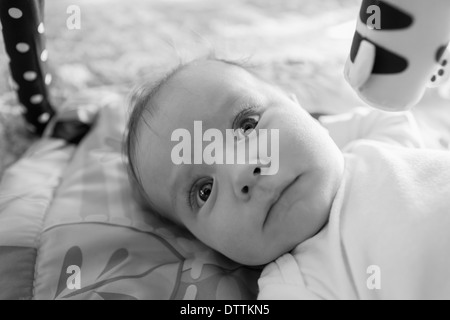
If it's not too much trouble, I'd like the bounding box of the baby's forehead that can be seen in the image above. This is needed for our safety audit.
[157,60,281,113]
[143,60,291,139]
[137,60,260,144]
[168,59,259,90]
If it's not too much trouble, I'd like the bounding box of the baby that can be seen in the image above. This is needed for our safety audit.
[125,57,450,299]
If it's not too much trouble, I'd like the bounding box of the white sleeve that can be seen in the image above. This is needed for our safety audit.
[318,107,425,150]
[257,254,321,300]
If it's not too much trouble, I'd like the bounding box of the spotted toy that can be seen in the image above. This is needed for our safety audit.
[345,0,450,111]
[0,0,94,143]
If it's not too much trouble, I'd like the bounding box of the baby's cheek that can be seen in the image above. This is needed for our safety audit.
[211,219,246,251]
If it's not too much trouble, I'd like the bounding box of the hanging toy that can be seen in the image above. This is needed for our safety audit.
[344,0,450,111]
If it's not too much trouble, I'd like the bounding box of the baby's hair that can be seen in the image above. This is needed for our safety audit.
[123,54,255,220]
[123,64,179,218]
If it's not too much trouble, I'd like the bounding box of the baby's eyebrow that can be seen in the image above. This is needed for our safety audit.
[230,94,266,118]
[171,162,195,211]
[220,93,251,121]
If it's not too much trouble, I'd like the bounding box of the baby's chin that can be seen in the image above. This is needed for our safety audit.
[270,170,333,226]
[260,170,339,254]
[222,205,330,266]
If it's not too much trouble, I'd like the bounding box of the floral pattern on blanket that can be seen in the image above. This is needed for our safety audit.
[45,225,259,300]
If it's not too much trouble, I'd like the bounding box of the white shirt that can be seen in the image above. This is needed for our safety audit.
[258,108,450,299]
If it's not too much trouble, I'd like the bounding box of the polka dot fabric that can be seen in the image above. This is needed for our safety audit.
[0,0,55,135]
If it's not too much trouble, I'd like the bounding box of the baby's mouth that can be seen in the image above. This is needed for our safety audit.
[263,175,301,227]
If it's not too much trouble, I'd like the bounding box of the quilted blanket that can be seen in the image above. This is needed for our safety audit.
[0,91,260,300]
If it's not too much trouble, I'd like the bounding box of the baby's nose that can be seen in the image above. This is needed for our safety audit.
[232,163,264,201]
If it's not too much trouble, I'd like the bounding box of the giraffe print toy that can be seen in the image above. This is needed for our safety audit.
[345,0,450,111]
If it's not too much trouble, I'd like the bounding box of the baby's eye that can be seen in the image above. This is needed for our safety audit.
[197,182,212,205]
[189,180,213,209]
[236,115,260,137]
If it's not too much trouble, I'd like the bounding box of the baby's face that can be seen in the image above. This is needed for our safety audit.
[136,60,344,265]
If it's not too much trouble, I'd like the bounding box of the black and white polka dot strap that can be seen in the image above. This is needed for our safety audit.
[0,0,54,135]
